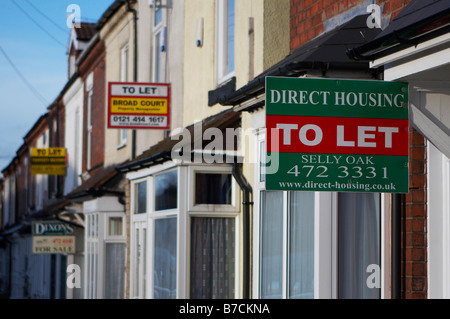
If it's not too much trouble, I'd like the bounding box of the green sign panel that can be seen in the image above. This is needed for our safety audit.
[32,221,75,236]
[265,77,409,193]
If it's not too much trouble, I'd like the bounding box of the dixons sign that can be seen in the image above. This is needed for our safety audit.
[265,77,409,193]
[32,221,75,254]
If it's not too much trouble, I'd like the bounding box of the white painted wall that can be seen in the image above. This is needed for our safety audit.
[63,78,84,195]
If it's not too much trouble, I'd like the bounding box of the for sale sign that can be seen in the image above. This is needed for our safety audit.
[265,77,409,193]
[108,82,170,129]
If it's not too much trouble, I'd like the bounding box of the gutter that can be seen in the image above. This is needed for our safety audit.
[213,60,371,108]
[116,151,172,173]
[232,162,253,299]
[347,10,450,61]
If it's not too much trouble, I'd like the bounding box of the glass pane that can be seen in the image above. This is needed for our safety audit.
[195,173,232,205]
[134,228,139,298]
[227,0,235,74]
[338,193,381,299]
[190,217,235,299]
[155,7,162,26]
[154,218,177,299]
[289,191,314,299]
[155,32,162,82]
[260,191,283,299]
[260,141,266,182]
[105,243,126,299]
[143,228,147,299]
[135,181,147,214]
[109,217,123,236]
[155,170,177,211]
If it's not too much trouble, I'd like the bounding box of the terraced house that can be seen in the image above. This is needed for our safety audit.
[1,0,450,300]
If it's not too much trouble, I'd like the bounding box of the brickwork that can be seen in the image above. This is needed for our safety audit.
[79,40,106,174]
[290,0,414,51]
[402,127,427,299]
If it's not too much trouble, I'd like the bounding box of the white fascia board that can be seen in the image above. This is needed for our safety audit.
[410,103,450,160]
[370,32,450,69]
[125,160,177,180]
[383,45,450,81]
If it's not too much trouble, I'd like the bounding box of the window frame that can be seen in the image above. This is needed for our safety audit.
[152,2,166,83]
[215,0,235,85]
[187,165,239,213]
[128,161,241,298]
[86,89,93,170]
[118,43,129,148]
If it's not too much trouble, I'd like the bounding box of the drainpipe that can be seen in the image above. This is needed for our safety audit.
[232,161,253,299]
[124,0,138,159]
[391,193,401,299]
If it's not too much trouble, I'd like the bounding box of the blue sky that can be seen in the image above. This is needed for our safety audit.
[0,0,114,173]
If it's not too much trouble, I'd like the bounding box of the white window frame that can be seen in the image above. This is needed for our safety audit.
[152,2,165,83]
[85,212,100,299]
[130,176,150,299]
[120,44,129,82]
[216,0,235,84]
[428,141,450,298]
[252,129,391,299]
[187,165,239,213]
[118,44,129,148]
[84,211,127,299]
[128,161,241,299]
[86,90,93,170]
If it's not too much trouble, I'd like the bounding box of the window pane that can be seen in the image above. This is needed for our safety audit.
[135,181,147,214]
[260,191,283,299]
[195,173,232,205]
[289,191,314,299]
[109,217,123,236]
[155,170,177,211]
[227,0,235,74]
[260,141,266,182]
[155,32,162,82]
[190,217,235,299]
[105,243,126,299]
[155,7,162,26]
[338,193,381,299]
[134,228,139,298]
[154,218,177,299]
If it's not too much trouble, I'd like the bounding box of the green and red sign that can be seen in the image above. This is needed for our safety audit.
[265,77,409,193]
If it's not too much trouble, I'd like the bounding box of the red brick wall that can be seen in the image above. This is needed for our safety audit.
[290,0,414,51]
[402,127,427,299]
[79,40,106,174]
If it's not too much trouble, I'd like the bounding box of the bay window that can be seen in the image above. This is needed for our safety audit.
[129,163,239,299]
[85,210,126,299]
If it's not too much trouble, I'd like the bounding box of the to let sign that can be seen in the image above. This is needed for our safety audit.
[265,77,409,193]
[31,147,66,175]
[108,82,170,129]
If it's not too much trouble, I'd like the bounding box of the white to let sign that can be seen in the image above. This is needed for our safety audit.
[108,82,170,129]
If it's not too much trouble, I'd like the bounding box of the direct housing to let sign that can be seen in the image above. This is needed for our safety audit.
[265,77,409,193]
[108,82,170,129]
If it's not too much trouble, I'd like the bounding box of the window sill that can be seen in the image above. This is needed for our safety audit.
[116,143,127,150]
